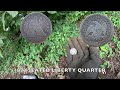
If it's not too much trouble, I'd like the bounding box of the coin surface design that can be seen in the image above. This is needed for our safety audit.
[20,12,52,43]
[80,14,114,47]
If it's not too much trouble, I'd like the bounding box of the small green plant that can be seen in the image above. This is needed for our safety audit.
[99,43,113,59]
[112,35,119,44]
[112,35,120,53]
[117,41,120,50]
[100,61,111,69]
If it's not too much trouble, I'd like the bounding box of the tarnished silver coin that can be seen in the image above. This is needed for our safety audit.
[20,12,52,43]
[80,14,114,47]
[21,75,38,79]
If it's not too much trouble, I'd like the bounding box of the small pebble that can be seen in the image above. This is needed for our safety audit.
[58,75,65,79]
[21,75,38,79]
[117,72,120,78]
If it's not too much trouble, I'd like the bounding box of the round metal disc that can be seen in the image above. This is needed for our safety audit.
[20,12,52,43]
[80,14,114,47]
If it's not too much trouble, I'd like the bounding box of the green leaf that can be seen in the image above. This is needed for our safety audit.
[108,48,113,57]
[100,51,105,59]
[117,20,120,29]
[100,61,110,69]
[102,61,111,69]
[0,35,7,40]
[100,65,105,69]
[118,31,120,35]
[103,61,108,66]
[7,11,18,18]
[0,39,4,47]
[2,12,6,31]
[117,41,120,49]
[107,62,111,68]
[15,18,21,26]
[0,50,3,58]
[112,36,118,44]
[100,46,107,52]
[100,44,109,53]
[47,11,57,14]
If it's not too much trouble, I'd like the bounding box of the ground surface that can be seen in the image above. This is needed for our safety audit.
[0,15,120,79]
[1,55,120,79]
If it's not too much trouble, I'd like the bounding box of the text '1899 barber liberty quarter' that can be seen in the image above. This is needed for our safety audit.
[80,14,114,47]
[20,12,52,43]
